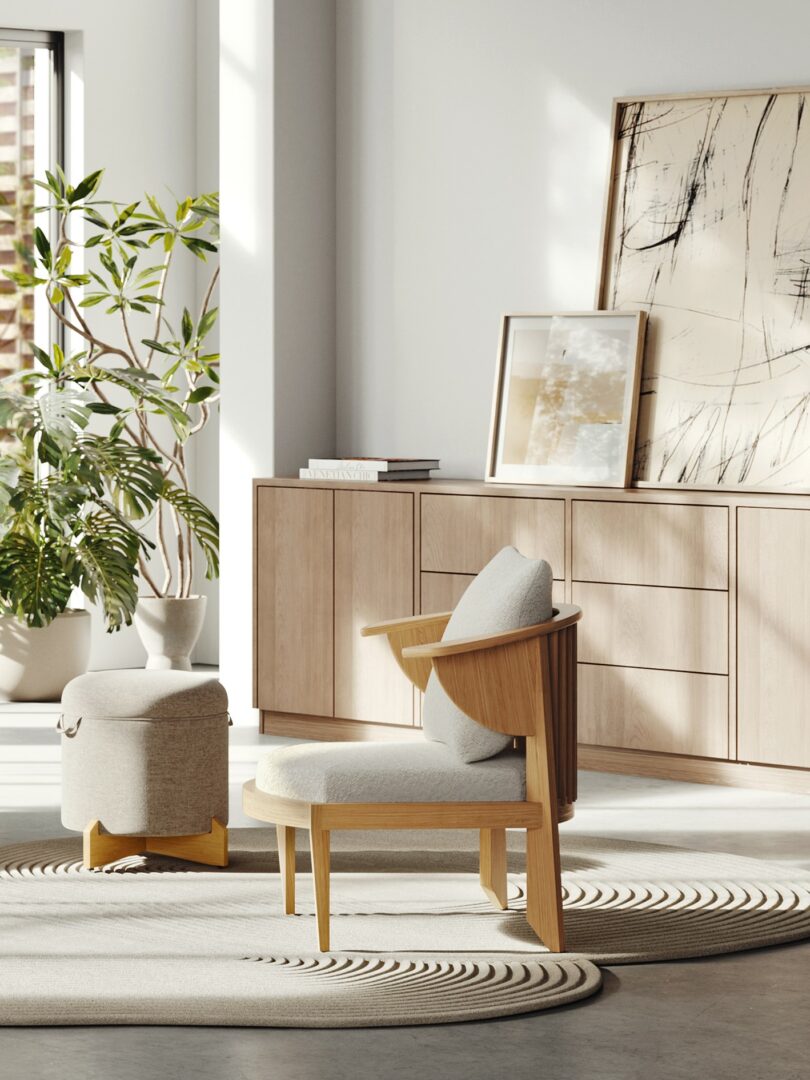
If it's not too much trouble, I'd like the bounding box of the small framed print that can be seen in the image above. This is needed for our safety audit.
[486,311,646,487]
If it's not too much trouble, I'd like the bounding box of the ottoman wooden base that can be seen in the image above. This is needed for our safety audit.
[83,817,228,869]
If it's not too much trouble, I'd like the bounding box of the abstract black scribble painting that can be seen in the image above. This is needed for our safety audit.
[601,91,810,489]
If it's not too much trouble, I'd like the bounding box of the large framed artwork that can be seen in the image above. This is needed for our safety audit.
[486,312,646,487]
[599,87,810,490]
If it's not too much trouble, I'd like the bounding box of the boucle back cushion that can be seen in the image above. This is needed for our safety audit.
[422,546,553,762]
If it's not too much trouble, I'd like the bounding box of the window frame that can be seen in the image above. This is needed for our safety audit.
[0,27,64,368]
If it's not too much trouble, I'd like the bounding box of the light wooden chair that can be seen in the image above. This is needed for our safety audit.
[245,594,580,952]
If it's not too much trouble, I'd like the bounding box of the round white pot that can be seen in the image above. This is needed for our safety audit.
[0,610,92,702]
[133,596,207,671]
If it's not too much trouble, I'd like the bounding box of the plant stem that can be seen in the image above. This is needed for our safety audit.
[156,498,172,595]
[138,554,161,598]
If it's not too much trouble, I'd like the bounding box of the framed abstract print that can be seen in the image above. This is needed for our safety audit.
[486,311,646,487]
[599,87,810,491]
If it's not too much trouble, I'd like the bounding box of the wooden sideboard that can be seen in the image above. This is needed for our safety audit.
[254,477,810,794]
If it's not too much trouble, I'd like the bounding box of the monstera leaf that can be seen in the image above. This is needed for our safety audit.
[0,531,73,626]
[72,436,163,517]
[72,507,146,630]
[161,480,219,578]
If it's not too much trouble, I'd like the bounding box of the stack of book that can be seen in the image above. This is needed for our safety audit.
[300,457,440,482]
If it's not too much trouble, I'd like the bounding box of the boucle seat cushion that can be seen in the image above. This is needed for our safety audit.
[256,741,526,804]
[60,670,229,837]
[422,545,553,763]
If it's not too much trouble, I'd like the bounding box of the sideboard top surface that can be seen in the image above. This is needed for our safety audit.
[254,476,810,510]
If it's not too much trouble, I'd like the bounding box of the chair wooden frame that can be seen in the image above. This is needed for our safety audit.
[243,604,582,953]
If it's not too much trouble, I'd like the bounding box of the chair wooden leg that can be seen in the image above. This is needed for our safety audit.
[309,826,331,951]
[523,636,565,952]
[277,824,296,914]
[479,827,508,910]
[525,823,565,952]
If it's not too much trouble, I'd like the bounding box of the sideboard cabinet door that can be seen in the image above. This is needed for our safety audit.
[256,487,334,717]
[335,490,415,726]
[738,508,810,768]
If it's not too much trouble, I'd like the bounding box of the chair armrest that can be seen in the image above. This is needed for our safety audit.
[402,605,582,737]
[401,605,581,660]
[360,611,453,691]
[360,611,452,638]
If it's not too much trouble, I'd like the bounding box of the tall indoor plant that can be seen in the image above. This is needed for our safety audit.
[4,168,220,669]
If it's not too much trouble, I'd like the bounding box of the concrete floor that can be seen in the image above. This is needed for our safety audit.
[2,701,810,1080]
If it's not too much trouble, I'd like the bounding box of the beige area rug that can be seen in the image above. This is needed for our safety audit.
[2,829,810,1027]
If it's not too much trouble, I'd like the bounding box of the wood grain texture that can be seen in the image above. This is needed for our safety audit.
[421,494,565,576]
[146,819,228,868]
[242,783,545,831]
[83,821,144,869]
[574,581,728,674]
[334,491,415,726]
[318,801,544,830]
[573,500,728,589]
[578,744,810,795]
[479,828,508,910]
[432,639,541,736]
[242,780,312,828]
[276,825,296,914]
[361,611,452,637]
[420,572,476,612]
[255,487,334,716]
[404,605,582,660]
[261,712,424,742]
[385,616,452,693]
[361,611,452,693]
[578,663,728,758]
[308,819,331,952]
[83,819,228,869]
[420,572,565,612]
[254,477,810,795]
[524,639,565,952]
[738,508,810,768]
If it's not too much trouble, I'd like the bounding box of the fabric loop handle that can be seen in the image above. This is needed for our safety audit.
[56,715,82,738]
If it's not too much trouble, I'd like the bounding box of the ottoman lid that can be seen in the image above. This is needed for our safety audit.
[62,671,228,720]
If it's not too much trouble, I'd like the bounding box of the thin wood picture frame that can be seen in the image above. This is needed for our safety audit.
[486,311,646,489]
[597,85,810,493]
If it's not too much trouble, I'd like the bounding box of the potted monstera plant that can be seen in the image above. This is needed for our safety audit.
[3,168,220,670]
[0,377,164,699]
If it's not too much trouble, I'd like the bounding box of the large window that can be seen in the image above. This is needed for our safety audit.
[0,29,62,377]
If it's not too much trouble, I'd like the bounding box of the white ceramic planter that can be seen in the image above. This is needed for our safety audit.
[0,610,92,702]
[133,596,208,671]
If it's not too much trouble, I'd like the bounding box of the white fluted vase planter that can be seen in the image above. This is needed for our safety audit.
[133,596,207,671]
[0,610,91,702]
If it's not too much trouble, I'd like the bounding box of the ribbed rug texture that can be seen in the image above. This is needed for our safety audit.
[2,829,809,1027]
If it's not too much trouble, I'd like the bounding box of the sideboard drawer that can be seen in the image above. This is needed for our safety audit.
[573,500,728,589]
[420,571,565,613]
[421,494,565,576]
[573,581,728,674]
[578,664,728,758]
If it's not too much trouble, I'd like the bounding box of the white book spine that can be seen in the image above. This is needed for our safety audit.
[300,467,379,481]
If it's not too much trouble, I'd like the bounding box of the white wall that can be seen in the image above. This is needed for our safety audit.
[336,0,810,478]
[192,0,221,664]
[4,0,219,668]
[219,0,336,722]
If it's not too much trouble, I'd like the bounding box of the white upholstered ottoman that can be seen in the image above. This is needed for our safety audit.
[60,670,230,868]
